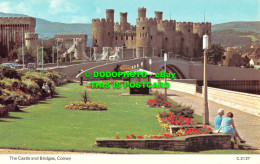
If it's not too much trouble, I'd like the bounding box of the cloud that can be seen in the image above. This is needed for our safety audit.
[49,0,79,14]
[0,2,11,13]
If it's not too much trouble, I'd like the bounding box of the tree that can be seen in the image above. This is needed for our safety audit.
[206,44,225,65]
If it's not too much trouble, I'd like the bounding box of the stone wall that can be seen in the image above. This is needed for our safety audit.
[96,134,231,152]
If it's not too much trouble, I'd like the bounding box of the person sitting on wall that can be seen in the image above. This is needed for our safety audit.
[214,108,224,131]
[44,82,51,98]
[217,112,246,149]
[42,83,46,97]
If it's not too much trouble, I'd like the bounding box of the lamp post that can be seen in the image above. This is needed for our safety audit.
[161,49,164,57]
[149,58,152,72]
[164,53,168,100]
[56,38,59,67]
[152,48,156,58]
[22,27,24,69]
[202,34,209,125]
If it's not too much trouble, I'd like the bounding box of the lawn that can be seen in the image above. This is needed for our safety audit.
[0,83,256,154]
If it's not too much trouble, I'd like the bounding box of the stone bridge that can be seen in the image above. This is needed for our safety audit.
[51,57,260,81]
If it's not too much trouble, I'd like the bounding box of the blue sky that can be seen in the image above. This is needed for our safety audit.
[0,0,259,25]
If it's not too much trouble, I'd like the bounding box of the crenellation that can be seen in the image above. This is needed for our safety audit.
[92,7,211,58]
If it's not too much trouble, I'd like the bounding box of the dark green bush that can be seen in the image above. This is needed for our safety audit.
[0,65,21,80]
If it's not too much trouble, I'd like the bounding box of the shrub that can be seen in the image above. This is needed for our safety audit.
[0,65,21,80]
[21,72,55,92]
[170,105,194,118]
[21,79,41,95]
[0,78,21,90]
[45,71,67,86]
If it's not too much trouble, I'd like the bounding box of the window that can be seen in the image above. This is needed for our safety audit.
[142,27,145,30]
[173,28,175,31]
[108,32,110,36]
[131,35,134,40]
[188,29,190,32]
[95,40,97,43]
[115,36,118,40]
[181,38,184,41]
[126,36,128,40]
[151,36,153,40]
[165,37,168,41]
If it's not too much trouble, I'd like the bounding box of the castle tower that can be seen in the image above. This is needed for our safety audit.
[138,7,146,18]
[25,32,39,50]
[106,9,114,23]
[193,22,211,44]
[176,22,194,57]
[136,17,152,58]
[120,12,130,32]
[155,11,163,21]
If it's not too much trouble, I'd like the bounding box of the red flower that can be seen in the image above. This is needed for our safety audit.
[131,134,134,136]
[116,136,119,139]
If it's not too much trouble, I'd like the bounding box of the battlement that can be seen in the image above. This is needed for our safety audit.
[106,9,114,13]
[176,22,194,26]
[193,22,211,26]
[25,33,38,39]
[92,18,113,25]
[158,19,176,26]
[54,34,87,40]
[0,17,36,25]
[136,17,157,25]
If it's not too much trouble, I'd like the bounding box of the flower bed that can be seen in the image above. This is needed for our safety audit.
[64,101,107,111]
[146,99,172,108]
[156,113,199,131]
[114,126,212,140]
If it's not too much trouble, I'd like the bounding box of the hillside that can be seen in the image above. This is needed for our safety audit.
[0,12,259,47]
[212,21,260,33]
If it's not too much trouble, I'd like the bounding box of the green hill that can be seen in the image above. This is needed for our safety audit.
[212,21,260,33]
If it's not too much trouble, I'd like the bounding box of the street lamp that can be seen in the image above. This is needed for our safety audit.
[40,34,48,70]
[149,58,152,72]
[56,38,59,67]
[202,34,209,125]
[21,27,24,69]
[164,53,168,100]
[152,48,156,58]
[161,49,164,57]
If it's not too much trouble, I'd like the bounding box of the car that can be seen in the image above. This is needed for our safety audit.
[9,63,23,69]
[0,63,16,69]
[27,63,36,69]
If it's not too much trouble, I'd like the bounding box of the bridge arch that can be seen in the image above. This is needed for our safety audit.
[159,64,186,79]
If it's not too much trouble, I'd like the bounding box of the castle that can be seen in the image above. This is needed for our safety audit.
[92,7,211,58]
[0,17,38,59]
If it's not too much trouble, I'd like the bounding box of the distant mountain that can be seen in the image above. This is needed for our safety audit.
[1,12,259,47]
[212,22,260,47]
[212,21,260,33]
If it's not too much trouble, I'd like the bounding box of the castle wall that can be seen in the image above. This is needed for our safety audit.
[92,8,212,59]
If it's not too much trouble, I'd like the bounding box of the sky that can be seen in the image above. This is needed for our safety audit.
[0,0,259,25]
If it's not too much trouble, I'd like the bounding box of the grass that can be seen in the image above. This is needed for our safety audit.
[0,83,256,154]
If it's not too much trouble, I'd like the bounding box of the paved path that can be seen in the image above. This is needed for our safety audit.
[162,89,260,149]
